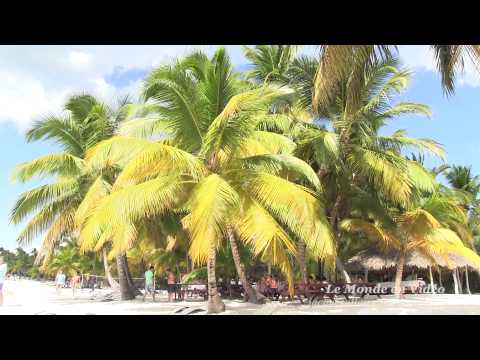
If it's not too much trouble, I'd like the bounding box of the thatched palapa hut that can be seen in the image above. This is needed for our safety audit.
[347,248,480,294]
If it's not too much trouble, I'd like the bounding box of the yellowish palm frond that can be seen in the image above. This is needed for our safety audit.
[75,176,111,228]
[202,89,285,160]
[36,209,76,264]
[416,228,480,270]
[236,200,297,257]
[85,136,158,170]
[241,171,335,262]
[79,175,185,252]
[109,222,139,254]
[16,198,70,247]
[238,154,322,192]
[384,131,445,160]
[11,152,85,183]
[113,143,206,190]
[406,161,437,194]
[235,199,295,292]
[237,131,296,158]
[339,218,400,249]
[117,107,170,139]
[400,208,441,240]
[349,147,412,206]
[184,174,239,265]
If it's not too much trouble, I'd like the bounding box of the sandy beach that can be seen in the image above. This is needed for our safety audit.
[1,279,480,315]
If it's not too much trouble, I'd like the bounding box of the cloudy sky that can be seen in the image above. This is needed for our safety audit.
[1,45,480,251]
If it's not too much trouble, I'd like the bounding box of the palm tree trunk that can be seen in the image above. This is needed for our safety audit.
[116,254,135,300]
[364,268,369,283]
[124,254,141,296]
[318,259,323,278]
[227,227,265,304]
[438,268,443,288]
[457,268,463,293]
[428,266,435,294]
[336,257,351,283]
[140,259,147,275]
[465,266,471,295]
[207,242,225,314]
[452,269,460,294]
[102,248,118,289]
[298,240,308,283]
[394,249,406,298]
[329,194,351,283]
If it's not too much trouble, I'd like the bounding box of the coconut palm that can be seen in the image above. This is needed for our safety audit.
[243,45,298,85]
[445,165,480,201]
[246,49,443,282]
[341,186,480,297]
[9,94,137,296]
[76,48,336,313]
[45,239,82,276]
[313,45,480,114]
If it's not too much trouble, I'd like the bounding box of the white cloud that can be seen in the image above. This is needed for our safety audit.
[68,50,92,66]
[0,45,247,132]
[0,71,67,131]
[398,45,436,71]
[398,45,480,88]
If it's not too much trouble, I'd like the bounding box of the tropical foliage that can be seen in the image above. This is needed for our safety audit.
[10,45,480,311]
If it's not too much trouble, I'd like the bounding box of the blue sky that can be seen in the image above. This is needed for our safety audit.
[1,45,480,251]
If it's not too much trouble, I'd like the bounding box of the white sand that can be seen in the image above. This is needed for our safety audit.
[1,279,480,315]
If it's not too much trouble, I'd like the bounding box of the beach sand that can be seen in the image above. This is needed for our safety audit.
[1,279,480,315]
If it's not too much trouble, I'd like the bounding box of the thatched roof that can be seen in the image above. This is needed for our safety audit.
[346,248,477,271]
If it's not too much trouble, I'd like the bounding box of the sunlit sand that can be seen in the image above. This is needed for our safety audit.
[1,280,480,315]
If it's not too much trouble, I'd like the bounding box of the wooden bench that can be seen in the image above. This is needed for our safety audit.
[278,282,384,304]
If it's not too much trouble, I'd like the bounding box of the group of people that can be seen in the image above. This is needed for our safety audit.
[54,270,81,297]
[255,275,282,300]
[143,267,177,302]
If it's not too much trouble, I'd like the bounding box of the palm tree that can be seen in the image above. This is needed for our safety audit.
[246,48,443,282]
[444,165,480,292]
[243,45,298,85]
[341,184,480,297]
[45,239,82,276]
[77,48,336,313]
[313,45,480,114]
[445,165,480,200]
[10,94,135,297]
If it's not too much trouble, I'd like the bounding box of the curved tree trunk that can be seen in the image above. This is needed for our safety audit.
[336,257,351,283]
[298,240,308,284]
[329,193,351,283]
[116,254,135,300]
[458,268,464,293]
[207,242,225,314]
[102,248,118,289]
[452,269,460,294]
[227,228,265,304]
[465,266,471,295]
[428,266,435,294]
[394,249,406,298]
[123,254,142,297]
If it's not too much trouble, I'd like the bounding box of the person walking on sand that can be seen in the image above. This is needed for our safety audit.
[71,271,81,298]
[166,269,176,302]
[55,270,66,295]
[0,256,7,306]
[143,266,156,302]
